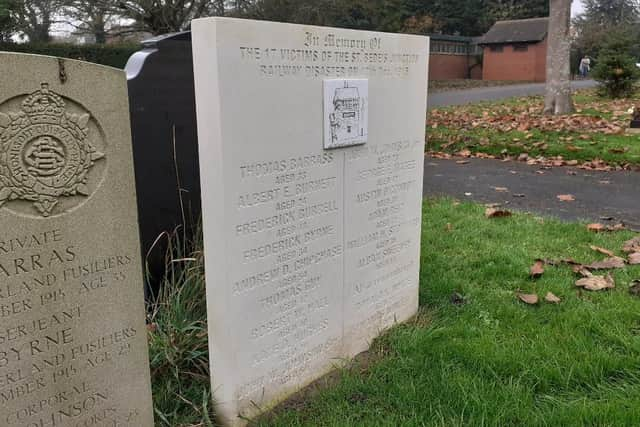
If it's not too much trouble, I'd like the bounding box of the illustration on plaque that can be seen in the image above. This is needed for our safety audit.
[0,83,106,217]
[324,79,368,149]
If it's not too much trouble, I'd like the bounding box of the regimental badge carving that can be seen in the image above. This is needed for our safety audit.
[0,83,105,217]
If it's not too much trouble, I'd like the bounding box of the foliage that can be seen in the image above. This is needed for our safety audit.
[573,0,640,59]
[0,0,15,41]
[592,32,640,98]
[8,0,64,42]
[0,41,139,68]
[62,0,120,44]
[117,0,223,34]
[248,0,549,36]
[147,227,215,426]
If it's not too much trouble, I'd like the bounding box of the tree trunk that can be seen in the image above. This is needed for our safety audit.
[544,0,574,115]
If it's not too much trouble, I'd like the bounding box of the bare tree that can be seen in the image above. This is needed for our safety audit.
[63,0,120,43]
[10,0,64,42]
[117,0,218,35]
[544,0,574,114]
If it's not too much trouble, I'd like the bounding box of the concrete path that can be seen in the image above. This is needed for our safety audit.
[428,80,596,109]
[423,157,640,231]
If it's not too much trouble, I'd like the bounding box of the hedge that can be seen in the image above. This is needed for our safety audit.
[0,42,141,69]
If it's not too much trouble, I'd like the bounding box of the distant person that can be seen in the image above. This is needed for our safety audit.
[579,57,591,78]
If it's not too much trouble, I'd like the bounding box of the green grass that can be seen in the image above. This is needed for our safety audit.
[428,90,640,167]
[148,230,216,426]
[255,200,640,426]
[151,200,640,426]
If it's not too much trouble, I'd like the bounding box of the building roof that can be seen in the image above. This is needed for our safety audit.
[479,17,548,45]
[428,34,473,43]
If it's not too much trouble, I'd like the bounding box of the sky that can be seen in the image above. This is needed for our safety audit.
[572,0,585,17]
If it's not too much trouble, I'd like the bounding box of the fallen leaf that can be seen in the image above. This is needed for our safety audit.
[517,293,539,305]
[629,252,640,265]
[587,223,605,232]
[557,194,575,202]
[485,208,512,218]
[572,264,593,277]
[456,160,470,165]
[445,223,453,232]
[575,274,615,291]
[493,187,509,193]
[623,237,640,253]
[590,245,615,257]
[586,256,626,270]
[545,292,561,303]
[530,260,545,278]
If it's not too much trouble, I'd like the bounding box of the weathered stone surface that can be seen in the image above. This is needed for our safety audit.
[126,32,202,290]
[192,18,428,426]
[0,53,153,427]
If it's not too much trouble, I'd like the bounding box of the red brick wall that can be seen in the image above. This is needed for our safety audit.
[482,40,547,82]
[429,54,470,80]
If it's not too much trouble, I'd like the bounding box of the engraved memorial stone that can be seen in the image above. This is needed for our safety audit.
[192,18,428,426]
[0,53,154,427]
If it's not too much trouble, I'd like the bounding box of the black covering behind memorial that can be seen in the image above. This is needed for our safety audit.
[126,32,201,292]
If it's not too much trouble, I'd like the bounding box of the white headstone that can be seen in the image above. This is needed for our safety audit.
[192,17,428,426]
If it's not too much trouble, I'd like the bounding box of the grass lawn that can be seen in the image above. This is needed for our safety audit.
[151,200,640,426]
[428,90,640,168]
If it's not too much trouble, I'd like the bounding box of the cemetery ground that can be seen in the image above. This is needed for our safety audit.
[150,199,640,426]
[427,90,640,169]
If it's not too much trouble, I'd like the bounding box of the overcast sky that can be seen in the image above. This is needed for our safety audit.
[572,0,585,16]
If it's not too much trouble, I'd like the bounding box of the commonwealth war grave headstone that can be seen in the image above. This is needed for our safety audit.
[192,18,429,425]
[0,53,154,427]
[126,32,202,288]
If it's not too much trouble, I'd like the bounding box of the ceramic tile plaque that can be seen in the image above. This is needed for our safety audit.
[0,53,154,427]
[192,18,429,426]
[323,79,368,149]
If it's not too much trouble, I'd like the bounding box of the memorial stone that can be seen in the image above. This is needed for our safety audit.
[192,18,429,426]
[126,32,202,289]
[0,53,154,426]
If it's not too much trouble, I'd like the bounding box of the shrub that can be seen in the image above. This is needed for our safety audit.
[0,42,140,69]
[592,32,640,98]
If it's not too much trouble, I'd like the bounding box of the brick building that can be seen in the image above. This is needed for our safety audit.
[479,17,548,82]
[429,35,483,80]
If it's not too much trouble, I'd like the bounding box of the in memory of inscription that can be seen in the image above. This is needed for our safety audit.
[323,79,368,149]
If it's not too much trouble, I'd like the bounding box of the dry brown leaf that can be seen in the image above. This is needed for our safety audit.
[590,245,615,257]
[629,252,640,265]
[493,187,509,192]
[485,208,512,218]
[545,292,561,304]
[587,223,605,232]
[517,293,539,305]
[530,260,545,278]
[572,264,593,277]
[576,274,615,291]
[586,256,626,270]
[623,237,640,253]
[456,160,470,165]
[557,194,575,202]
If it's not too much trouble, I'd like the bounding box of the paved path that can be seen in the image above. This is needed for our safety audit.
[423,157,640,231]
[428,80,596,109]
